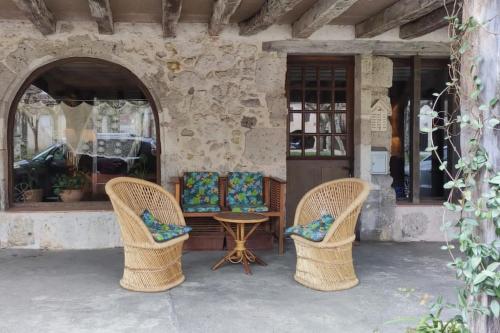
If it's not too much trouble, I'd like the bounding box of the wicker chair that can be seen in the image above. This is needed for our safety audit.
[105,177,189,292]
[291,178,370,291]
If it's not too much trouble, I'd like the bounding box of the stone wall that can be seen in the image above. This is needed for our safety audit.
[0,21,288,211]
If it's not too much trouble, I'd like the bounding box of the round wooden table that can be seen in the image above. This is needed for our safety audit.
[212,212,269,275]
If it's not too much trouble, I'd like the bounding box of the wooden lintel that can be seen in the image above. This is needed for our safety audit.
[162,0,182,38]
[239,0,303,36]
[12,0,55,35]
[262,40,450,57]
[209,0,242,36]
[88,0,114,34]
[292,0,360,38]
[400,6,456,40]
[355,0,452,38]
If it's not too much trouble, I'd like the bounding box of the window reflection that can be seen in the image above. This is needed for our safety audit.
[12,61,157,203]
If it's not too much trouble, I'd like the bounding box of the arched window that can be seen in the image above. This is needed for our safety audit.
[9,58,160,206]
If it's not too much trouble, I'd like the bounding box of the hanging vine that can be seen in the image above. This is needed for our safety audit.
[414,1,499,332]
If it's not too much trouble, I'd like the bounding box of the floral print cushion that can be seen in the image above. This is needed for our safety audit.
[183,204,221,213]
[227,172,264,209]
[182,172,220,209]
[140,210,192,242]
[285,214,335,242]
[231,204,269,213]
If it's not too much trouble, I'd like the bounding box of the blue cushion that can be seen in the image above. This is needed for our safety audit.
[140,210,192,242]
[183,172,220,206]
[230,204,269,213]
[183,204,221,213]
[285,214,335,242]
[227,172,264,208]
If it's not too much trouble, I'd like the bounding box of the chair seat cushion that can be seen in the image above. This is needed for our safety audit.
[285,214,335,242]
[230,204,269,213]
[183,204,221,213]
[140,210,192,242]
[183,172,220,206]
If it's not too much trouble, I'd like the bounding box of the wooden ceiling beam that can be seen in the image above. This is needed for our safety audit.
[399,5,456,39]
[88,0,114,34]
[239,0,304,36]
[11,0,55,35]
[262,39,450,57]
[209,0,242,36]
[292,0,360,38]
[355,0,452,38]
[162,0,182,38]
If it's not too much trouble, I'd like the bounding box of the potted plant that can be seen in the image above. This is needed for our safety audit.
[14,166,44,202]
[53,171,88,202]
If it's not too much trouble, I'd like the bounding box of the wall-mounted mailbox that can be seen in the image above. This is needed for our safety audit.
[371,148,389,175]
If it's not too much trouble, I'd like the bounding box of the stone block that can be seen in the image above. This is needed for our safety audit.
[255,55,286,94]
[243,128,285,166]
[372,57,393,88]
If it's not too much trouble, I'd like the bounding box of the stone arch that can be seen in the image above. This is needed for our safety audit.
[2,56,164,208]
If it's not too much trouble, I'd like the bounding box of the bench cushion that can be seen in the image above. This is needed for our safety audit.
[183,172,220,207]
[183,204,221,213]
[227,172,264,208]
[140,210,192,242]
[285,214,335,242]
[230,204,269,213]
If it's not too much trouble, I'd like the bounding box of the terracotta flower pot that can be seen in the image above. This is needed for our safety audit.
[59,189,84,202]
[24,189,43,202]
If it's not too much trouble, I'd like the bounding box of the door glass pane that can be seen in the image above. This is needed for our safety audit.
[304,113,317,133]
[334,113,346,133]
[319,91,332,110]
[319,113,332,133]
[304,90,317,110]
[289,113,302,133]
[289,135,302,156]
[333,136,347,156]
[334,68,346,88]
[334,90,347,111]
[289,89,302,110]
[319,136,332,156]
[305,66,316,88]
[319,66,332,88]
[288,65,302,87]
[303,135,316,156]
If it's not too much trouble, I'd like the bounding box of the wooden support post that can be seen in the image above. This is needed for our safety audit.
[410,56,421,204]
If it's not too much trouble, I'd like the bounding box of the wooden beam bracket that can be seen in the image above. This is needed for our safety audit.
[209,0,242,36]
[12,0,56,35]
[88,0,114,34]
[162,0,182,38]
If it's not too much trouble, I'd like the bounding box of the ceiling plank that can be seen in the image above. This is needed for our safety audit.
[239,0,304,36]
[11,0,55,35]
[293,0,360,38]
[162,0,182,38]
[88,0,114,34]
[262,39,450,56]
[209,0,242,36]
[355,0,452,38]
[399,6,455,39]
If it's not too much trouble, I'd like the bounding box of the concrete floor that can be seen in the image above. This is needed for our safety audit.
[0,242,459,333]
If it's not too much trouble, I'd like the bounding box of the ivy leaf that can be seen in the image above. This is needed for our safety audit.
[491,299,499,318]
[487,118,499,127]
[470,256,482,269]
[473,271,489,285]
[486,262,499,272]
[489,174,500,185]
[490,97,498,108]
[439,161,448,171]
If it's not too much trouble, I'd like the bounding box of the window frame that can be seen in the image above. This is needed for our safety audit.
[7,57,162,210]
[393,56,458,204]
[286,56,354,161]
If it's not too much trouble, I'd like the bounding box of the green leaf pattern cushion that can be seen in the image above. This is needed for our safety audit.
[140,210,192,242]
[183,204,221,213]
[227,172,267,212]
[183,172,220,208]
[230,204,269,213]
[285,214,335,242]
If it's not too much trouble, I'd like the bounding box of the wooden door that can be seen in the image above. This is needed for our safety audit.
[286,56,354,225]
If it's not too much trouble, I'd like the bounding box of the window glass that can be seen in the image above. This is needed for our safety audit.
[12,60,157,204]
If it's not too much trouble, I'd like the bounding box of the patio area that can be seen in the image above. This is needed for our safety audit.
[0,242,459,333]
